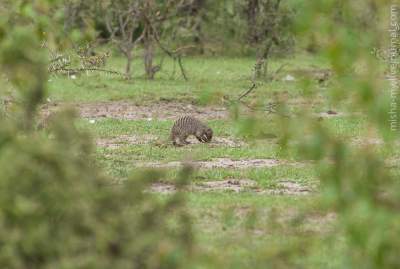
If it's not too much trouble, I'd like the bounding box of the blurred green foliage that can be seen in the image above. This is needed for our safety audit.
[0,1,196,268]
[291,1,400,268]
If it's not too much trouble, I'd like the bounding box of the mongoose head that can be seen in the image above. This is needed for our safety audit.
[195,127,212,143]
[202,127,213,143]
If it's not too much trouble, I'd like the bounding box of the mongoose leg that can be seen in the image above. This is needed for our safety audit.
[173,142,184,147]
[195,130,206,143]
[195,135,205,143]
[179,134,190,145]
[172,138,185,147]
[172,135,183,147]
[202,133,210,143]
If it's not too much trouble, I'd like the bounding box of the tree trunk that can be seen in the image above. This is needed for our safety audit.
[246,0,259,43]
[190,0,206,54]
[254,55,264,79]
[143,35,155,80]
[125,51,133,79]
[254,41,272,80]
[193,22,204,54]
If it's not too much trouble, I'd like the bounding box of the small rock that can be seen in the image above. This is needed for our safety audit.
[284,74,296,81]
[326,110,337,115]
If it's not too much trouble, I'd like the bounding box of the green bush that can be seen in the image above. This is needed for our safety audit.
[0,2,195,268]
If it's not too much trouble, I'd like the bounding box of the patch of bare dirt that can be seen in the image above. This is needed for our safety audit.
[201,158,285,169]
[351,137,383,146]
[150,179,257,194]
[40,100,361,124]
[305,212,337,233]
[96,134,159,149]
[259,180,316,195]
[195,179,257,192]
[186,136,247,147]
[149,182,177,194]
[149,179,315,196]
[351,138,400,147]
[95,135,246,148]
[137,158,292,169]
[41,101,228,120]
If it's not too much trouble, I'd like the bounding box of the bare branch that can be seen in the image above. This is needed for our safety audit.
[50,67,127,78]
[238,83,257,101]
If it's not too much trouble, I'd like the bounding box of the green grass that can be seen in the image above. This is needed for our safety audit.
[41,53,398,268]
[186,193,345,268]
[47,54,330,107]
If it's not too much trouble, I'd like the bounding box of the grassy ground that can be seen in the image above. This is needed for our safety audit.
[36,52,398,267]
[47,53,329,105]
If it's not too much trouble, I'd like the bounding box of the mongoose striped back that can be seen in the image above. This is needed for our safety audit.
[170,116,213,146]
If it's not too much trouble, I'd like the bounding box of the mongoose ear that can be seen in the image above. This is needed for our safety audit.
[207,129,213,140]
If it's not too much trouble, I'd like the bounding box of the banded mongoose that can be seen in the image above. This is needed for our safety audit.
[170,116,213,146]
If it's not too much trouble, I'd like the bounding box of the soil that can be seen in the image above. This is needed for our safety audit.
[259,180,315,195]
[195,179,258,192]
[96,135,247,149]
[96,134,159,149]
[189,137,247,148]
[41,101,228,120]
[137,158,289,169]
[40,101,354,124]
[149,179,315,195]
[150,179,257,194]
[351,137,383,146]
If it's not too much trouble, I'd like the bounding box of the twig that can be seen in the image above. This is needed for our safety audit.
[50,67,127,78]
[271,63,288,80]
[235,80,290,117]
[170,59,177,79]
[177,56,188,81]
[144,14,189,80]
[238,83,256,101]
[242,101,290,117]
